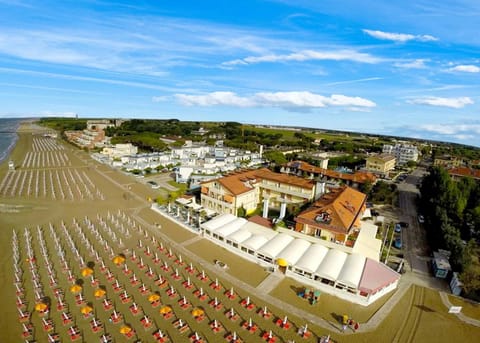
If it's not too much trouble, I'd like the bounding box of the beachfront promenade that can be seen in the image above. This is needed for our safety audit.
[1,123,480,343]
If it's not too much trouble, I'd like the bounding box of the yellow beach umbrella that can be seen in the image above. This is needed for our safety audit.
[120,325,132,334]
[191,308,204,317]
[35,302,48,312]
[81,267,94,277]
[277,258,288,267]
[70,284,82,293]
[148,294,160,302]
[159,305,172,314]
[112,255,125,265]
[80,305,93,315]
[94,289,106,298]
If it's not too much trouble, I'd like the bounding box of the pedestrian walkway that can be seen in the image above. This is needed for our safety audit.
[439,292,480,327]
[255,271,284,294]
[181,235,203,247]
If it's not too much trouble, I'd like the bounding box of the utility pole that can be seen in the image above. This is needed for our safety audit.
[384,223,396,263]
[380,223,389,261]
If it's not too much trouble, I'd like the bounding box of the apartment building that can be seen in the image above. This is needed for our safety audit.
[382,143,419,165]
[294,186,367,245]
[200,168,316,217]
[365,153,396,175]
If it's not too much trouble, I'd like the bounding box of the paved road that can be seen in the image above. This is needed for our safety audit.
[397,168,430,274]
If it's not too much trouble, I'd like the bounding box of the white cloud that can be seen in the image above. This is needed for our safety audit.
[175,92,256,107]
[408,96,474,108]
[363,29,438,42]
[222,49,381,66]
[418,123,480,135]
[174,91,376,110]
[152,96,169,102]
[449,65,480,73]
[394,59,428,69]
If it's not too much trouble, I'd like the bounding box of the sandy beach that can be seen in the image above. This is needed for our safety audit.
[1,121,479,343]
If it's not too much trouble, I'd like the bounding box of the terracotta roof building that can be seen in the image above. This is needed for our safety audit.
[294,186,367,245]
[448,167,480,181]
[200,168,316,217]
[282,160,376,187]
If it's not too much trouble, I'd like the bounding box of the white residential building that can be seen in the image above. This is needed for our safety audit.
[382,143,418,165]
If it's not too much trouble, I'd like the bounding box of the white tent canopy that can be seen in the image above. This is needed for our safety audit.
[336,253,366,289]
[215,218,247,238]
[315,249,348,281]
[294,244,329,274]
[226,229,252,244]
[257,233,294,260]
[277,239,311,266]
[201,213,237,233]
[241,234,270,251]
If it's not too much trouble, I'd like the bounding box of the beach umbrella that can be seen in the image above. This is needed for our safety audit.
[69,284,82,293]
[80,305,93,315]
[120,325,132,334]
[148,293,160,302]
[159,305,172,314]
[34,302,48,312]
[192,308,204,317]
[112,255,125,265]
[94,288,106,298]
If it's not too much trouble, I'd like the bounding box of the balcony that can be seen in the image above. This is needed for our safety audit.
[260,182,312,199]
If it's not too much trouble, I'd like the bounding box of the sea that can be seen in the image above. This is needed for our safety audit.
[0,118,22,164]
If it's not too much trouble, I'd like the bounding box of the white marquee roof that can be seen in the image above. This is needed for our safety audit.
[294,244,329,274]
[201,213,237,232]
[241,234,270,251]
[336,253,366,289]
[226,229,252,244]
[257,233,294,259]
[315,249,348,281]
[277,239,311,266]
[215,218,247,237]
[199,215,399,294]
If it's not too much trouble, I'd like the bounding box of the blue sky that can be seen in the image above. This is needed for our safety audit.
[0,1,479,146]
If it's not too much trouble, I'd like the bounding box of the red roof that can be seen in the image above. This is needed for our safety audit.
[286,161,377,184]
[448,167,480,180]
[358,258,400,294]
[248,215,274,229]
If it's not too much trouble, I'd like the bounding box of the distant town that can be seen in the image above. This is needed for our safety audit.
[42,117,480,301]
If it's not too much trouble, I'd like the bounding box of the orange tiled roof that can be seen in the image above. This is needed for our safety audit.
[295,186,367,234]
[201,168,314,196]
[448,167,480,180]
[254,168,315,189]
[286,161,377,184]
[248,215,274,229]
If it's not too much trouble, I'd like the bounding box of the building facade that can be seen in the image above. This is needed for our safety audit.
[294,186,367,245]
[365,154,396,175]
[382,143,419,165]
[200,168,315,217]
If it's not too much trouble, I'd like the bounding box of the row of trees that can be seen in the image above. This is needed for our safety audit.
[418,166,480,297]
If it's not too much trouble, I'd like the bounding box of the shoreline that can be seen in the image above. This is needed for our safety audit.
[0,118,39,166]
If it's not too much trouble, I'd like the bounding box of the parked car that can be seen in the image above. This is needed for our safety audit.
[147,180,160,189]
[394,224,402,233]
[398,221,409,228]
[418,215,425,224]
[394,238,402,249]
